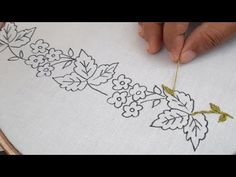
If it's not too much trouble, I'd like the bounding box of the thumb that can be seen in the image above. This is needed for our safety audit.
[180,23,236,63]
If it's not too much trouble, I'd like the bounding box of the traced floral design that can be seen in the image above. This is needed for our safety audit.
[30,39,49,54]
[150,85,210,151]
[0,23,36,52]
[164,88,194,114]
[0,22,233,152]
[129,83,147,101]
[45,48,63,62]
[54,49,119,96]
[36,63,55,77]
[25,55,45,68]
[183,114,208,151]
[109,77,165,119]
[112,74,132,90]
[107,91,128,108]
[122,101,143,118]
[53,72,87,91]
[151,109,190,130]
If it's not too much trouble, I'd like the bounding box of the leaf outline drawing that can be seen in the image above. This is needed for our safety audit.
[164,88,194,114]
[183,114,208,151]
[151,109,189,130]
[53,72,87,92]
[73,49,98,80]
[54,49,119,96]
[89,62,119,86]
[0,23,36,51]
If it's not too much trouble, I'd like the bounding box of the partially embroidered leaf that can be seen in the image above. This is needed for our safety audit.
[183,114,208,151]
[162,84,174,96]
[224,113,234,119]
[165,89,194,114]
[89,63,118,86]
[192,104,233,123]
[218,114,227,123]
[150,109,189,130]
[53,72,87,92]
[0,22,17,43]
[210,103,221,113]
[152,99,161,108]
[73,49,98,81]
[153,85,162,94]
[10,27,36,48]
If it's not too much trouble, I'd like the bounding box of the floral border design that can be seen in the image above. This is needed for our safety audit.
[0,23,233,151]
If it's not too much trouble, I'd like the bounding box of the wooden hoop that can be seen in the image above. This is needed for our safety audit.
[0,129,21,155]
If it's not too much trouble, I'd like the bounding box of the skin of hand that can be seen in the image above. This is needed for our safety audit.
[138,22,236,63]
[0,22,4,29]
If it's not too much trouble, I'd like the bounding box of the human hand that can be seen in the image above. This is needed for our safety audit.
[138,22,236,63]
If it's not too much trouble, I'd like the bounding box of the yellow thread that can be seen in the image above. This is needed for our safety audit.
[171,33,187,92]
[172,59,180,91]
[191,103,233,123]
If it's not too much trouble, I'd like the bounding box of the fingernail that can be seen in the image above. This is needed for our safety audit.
[180,50,196,63]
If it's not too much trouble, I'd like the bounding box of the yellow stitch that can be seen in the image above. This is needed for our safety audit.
[162,84,175,96]
[172,59,180,92]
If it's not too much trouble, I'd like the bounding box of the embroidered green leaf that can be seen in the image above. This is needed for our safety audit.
[162,84,175,96]
[218,114,227,123]
[192,103,233,123]
[221,112,233,119]
[192,110,213,116]
[210,103,221,113]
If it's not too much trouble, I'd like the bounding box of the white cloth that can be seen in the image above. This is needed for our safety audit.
[0,22,235,154]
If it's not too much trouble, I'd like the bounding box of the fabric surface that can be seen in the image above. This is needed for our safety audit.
[0,22,235,154]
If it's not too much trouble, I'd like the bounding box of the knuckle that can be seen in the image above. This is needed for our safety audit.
[200,27,225,49]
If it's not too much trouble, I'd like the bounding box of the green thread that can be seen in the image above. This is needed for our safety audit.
[162,58,180,97]
[192,103,233,123]
[172,59,180,92]
[162,84,175,96]
[171,35,186,93]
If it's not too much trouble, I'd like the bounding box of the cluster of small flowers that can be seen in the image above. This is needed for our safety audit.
[25,39,63,77]
[107,74,148,118]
